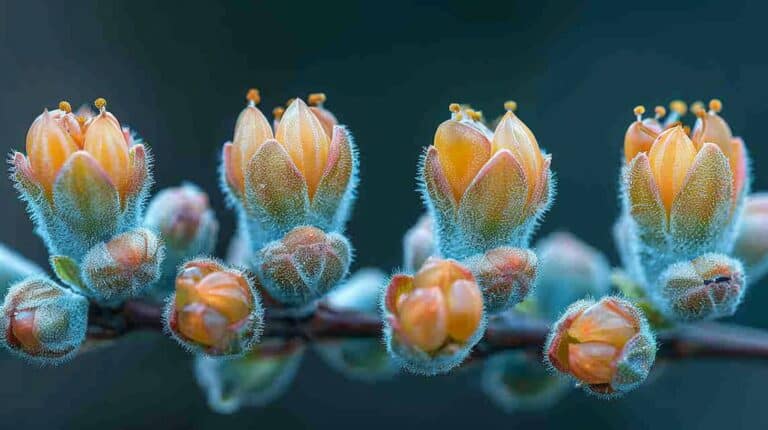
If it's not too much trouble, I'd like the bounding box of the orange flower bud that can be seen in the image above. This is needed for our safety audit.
[307,92,338,138]
[491,111,543,203]
[647,126,697,215]
[227,89,274,195]
[25,110,79,197]
[624,105,663,163]
[83,106,131,200]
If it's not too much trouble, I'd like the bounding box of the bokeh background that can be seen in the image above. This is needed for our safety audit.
[2,0,768,428]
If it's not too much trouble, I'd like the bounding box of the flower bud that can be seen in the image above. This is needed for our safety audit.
[195,340,304,413]
[0,277,88,364]
[544,297,656,398]
[422,102,552,259]
[81,228,164,302]
[482,351,569,412]
[221,92,357,248]
[0,244,44,295]
[257,226,352,309]
[165,259,263,356]
[12,99,152,260]
[534,232,611,320]
[402,215,436,273]
[733,193,768,281]
[463,247,537,313]
[624,106,662,163]
[225,89,274,196]
[382,258,486,375]
[657,253,745,321]
[307,92,338,141]
[144,184,219,290]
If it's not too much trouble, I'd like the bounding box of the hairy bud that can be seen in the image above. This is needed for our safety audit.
[257,226,352,309]
[544,297,657,398]
[464,247,537,313]
[733,193,768,281]
[402,215,436,273]
[0,277,88,364]
[165,259,264,356]
[382,257,486,375]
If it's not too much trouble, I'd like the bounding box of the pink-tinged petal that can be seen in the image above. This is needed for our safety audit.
[625,153,666,243]
[458,149,528,243]
[52,151,120,236]
[9,152,42,198]
[568,342,618,385]
[731,137,747,200]
[422,146,457,214]
[244,139,309,222]
[434,120,492,203]
[125,144,149,201]
[222,142,240,195]
[526,154,551,216]
[311,126,353,215]
[546,307,586,373]
[670,143,732,242]
[397,286,448,353]
[384,274,415,315]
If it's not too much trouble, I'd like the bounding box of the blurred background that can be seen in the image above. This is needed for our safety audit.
[2,0,768,428]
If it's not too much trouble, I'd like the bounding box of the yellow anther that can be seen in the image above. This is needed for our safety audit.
[307,93,326,106]
[246,88,261,105]
[633,105,646,117]
[469,110,483,121]
[654,106,666,119]
[504,100,518,112]
[94,98,107,111]
[709,98,722,113]
[683,125,692,135]
[58,101,72,113]
[273,106,285,120]
[76,116,87,126]
[670,100,687,116]
[690,101,705,115]
[449,103,461,113]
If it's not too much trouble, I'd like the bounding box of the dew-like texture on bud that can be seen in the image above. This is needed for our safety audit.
[534,232,611,320]
[317,268,398,381]
[420,105,553,260]
[482,351,569,412]
[80,228,164,302]
[544,297,656,398]
[194,340,304,414]
[733,193,768,281]
[657,253,745,321]
[11,103,153,260]
[402,215,436,273]
[463,247,537,314]
[220,96,358,251]
[144,183,219,291]
[0,245,44,296]
[381,258,486,375]
[257,226,352,308]
[0,277,88,365]
[165,259,264,356]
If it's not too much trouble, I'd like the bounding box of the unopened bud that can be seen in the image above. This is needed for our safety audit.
[464,247,537,313]
[733,193,768,281]
[402,215,436,273]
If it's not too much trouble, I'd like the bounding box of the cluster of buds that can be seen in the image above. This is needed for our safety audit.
[617,100,751,321]
[545,297,657,398]
[165,259,263,356]
[11,99,151,260]
[0,277,88,364]
[316,269,398,381]
[420,102,552,314]
[482,351,570,412]
[195,340,305,414]
[221,90,358,249]
[382,257,485,375]
[532,232,612,320]
[144,183,219,291]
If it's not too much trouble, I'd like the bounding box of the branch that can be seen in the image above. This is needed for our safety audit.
[87,300,768,361]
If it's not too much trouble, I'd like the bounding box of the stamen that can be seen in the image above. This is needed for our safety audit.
[246,88,260,106]
[449,103,463,120]
[633,105,645,122]
[654,105,666,120]
[58,101,72,113]
[308,93,326,106]
[690,101,705,116]
[709,98,722,113]
[693,108,707,146]
[504,100,517,112]
[273,106,285,121]
[669,100,687,116]
[94,97,107,113]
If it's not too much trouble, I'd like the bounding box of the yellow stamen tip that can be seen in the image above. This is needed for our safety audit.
[308,93,326,106]
[449,103,461,113]
[709,98,722,113]
[691,101,705,115]
[670,100,687,115]
[94,98,107,111]
[76,116,87,126]
[683,125,692,135]
[504,100,517,112]
[633,105,645,117]
[273,106,285,120]
[58,101,72,113]
[246,88,261,105]
[469,110,483,121]
[654,106,666,118]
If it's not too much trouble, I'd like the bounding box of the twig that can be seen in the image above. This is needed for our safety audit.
[89,300,768,361]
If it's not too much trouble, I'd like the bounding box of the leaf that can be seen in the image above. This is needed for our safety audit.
[50,255,84,290]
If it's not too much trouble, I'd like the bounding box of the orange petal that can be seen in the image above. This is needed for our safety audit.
[648,126,697,215]
[196,272,252,323]
[230,105,274,194]
[84,112,131,199]
[624,119,661,163]
[491,111,543,199]
[25,110,79,197]
[567,299,638,347]
[445,279,483,342]
[384,274,414,315]
[434,119,492,202]
[568,342,618,385]
[397,286,448,352]
[423,146,457,213]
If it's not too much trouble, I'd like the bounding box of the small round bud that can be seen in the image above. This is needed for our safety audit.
[0,277,88,365]
[382,257,486,375]
[195,339,305,413]
[534,232,611,320]
[482,351,569,412]
[81,228,164,302]
[165,259,264,356]
[402,215,436,273]
[464,247,538,313]
[544,297,657,398]
[257,226,352,309]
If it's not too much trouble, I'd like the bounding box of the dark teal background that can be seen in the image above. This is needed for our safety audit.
[2,1,768,428]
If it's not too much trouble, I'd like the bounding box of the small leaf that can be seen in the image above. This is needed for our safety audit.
[50,255,84,290]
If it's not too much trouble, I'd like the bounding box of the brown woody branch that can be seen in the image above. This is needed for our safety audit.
[86,299,768,361]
